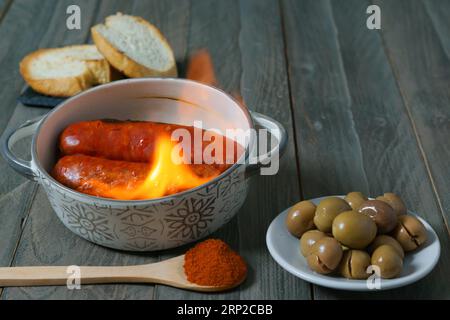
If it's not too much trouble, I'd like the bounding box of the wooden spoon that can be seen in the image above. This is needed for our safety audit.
[0,255,244,292]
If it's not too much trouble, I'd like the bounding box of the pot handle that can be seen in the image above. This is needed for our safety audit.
[245,111,288,177]
[0,116,43,181]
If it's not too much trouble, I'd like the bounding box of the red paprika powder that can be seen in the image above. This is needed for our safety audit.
[184,239,247,287]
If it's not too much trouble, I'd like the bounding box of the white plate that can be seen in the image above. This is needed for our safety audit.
[266,196,441,291]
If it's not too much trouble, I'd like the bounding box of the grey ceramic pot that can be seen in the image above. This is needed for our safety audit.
[1,79,286,251]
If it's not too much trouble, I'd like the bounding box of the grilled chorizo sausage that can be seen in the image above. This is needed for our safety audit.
[60,120,173,162]
[52,154,149,198]
[52,154,222,200]
[59,120,241,170]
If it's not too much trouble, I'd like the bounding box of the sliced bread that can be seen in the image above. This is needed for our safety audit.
[91,13,177,78]
[20,45,114,97]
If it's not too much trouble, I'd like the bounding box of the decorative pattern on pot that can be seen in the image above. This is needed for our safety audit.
[38,166,248,251]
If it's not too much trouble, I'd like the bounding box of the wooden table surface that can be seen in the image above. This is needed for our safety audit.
[0,0,449,299]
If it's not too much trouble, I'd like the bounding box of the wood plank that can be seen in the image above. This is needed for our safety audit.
[0,103,46,273]
[378,0,450,233]
[2,188,155,300]
[0,0,100,270]
[155,0,310,300]
[281,0,369,198]
[422,0,450,58]
[283,1,371,198]
[1,0,163,300]
[281,0,450,298]
[0,182,37,268]
[0,0,102,196]
[236,0,309,300]
[0,0,13,23]
[0,0,96,139]
[318,0,450,299]
[0,0,101,298]
[375,0,450,228]
[2,0,193,300]
[154,0,241,300]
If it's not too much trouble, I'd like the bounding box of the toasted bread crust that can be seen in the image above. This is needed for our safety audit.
[22,77,90,97]
[91,14,177,78]
[19,45,113,97]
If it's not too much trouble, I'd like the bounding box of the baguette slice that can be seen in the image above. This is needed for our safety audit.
[91,13,177,78]
[20,45,114,97]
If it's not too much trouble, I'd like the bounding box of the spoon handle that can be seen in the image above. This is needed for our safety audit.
[0,256,235,292]
[0,265,146,287]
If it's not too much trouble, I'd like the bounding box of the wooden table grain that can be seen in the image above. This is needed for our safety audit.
[0,0,448,299]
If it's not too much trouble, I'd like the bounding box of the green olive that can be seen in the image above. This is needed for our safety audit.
[376,193,407,216]
[338,250,371,279]
[344,192,368,210]
[313,197,351,233]
[306,237,343,274]
[285,200,316,238]
[392,215,427,252]
[368,235,404,259]
[332,210,377,249]
[358,200,397,234]
[300,230,326,256]
[371,245,403,279]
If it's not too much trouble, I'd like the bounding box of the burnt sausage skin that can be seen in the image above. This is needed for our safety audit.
[52,154,149,198]
[59,120,241,170]
[60,120,175,162]
[52,155,221,199]
[54,120,243,199]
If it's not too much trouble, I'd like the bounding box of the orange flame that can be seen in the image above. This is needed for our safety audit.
[107,134,215,200]
[187,50,246,109]
[106,50,235,200]
[186,49,217,86]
